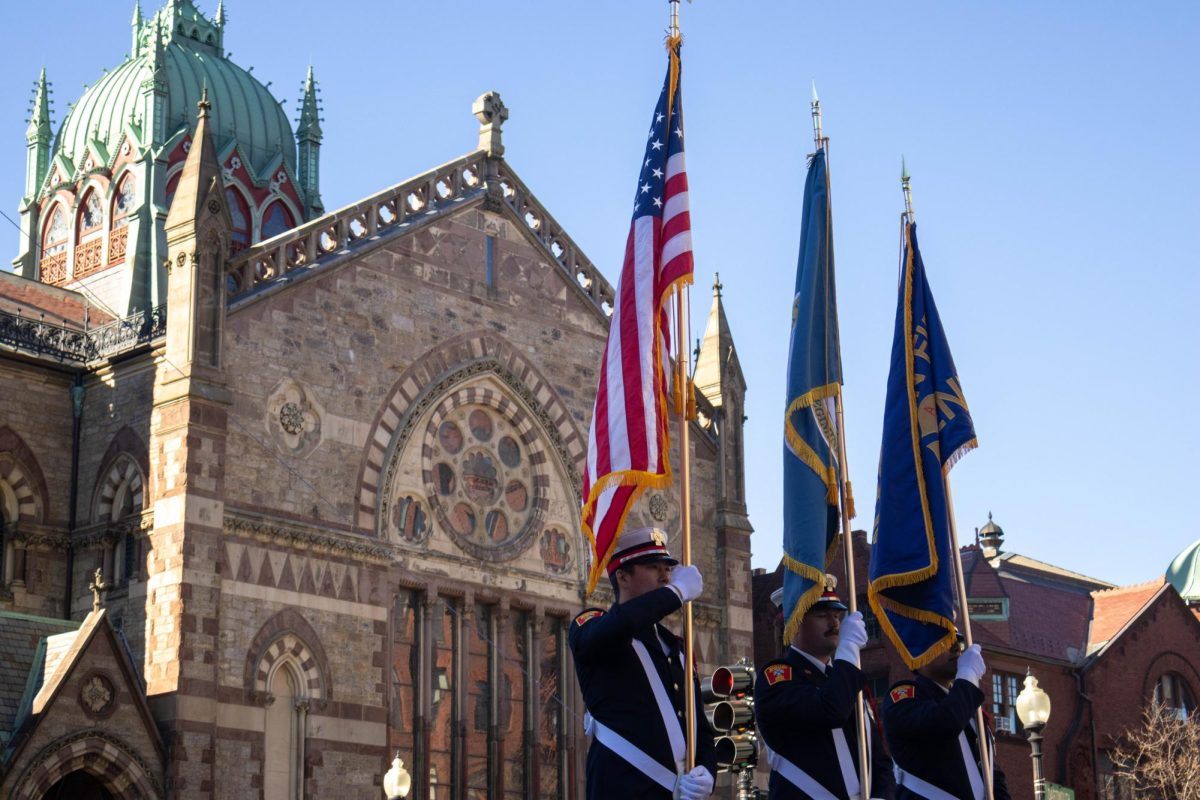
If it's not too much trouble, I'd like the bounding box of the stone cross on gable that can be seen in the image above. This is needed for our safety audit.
[89,568,109,612]
[473,91,508,157]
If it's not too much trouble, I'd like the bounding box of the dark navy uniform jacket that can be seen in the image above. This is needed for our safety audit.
[883,673,1011,800]
[569,586,717,799]
[754,648,895,799]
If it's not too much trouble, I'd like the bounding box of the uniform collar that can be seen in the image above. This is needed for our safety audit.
[790,645,831,673]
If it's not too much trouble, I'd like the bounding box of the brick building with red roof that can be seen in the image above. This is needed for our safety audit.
[752,521,1200,800]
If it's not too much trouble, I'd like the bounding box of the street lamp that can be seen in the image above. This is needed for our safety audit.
[1015,669,1052,800]
[383,752,412,799]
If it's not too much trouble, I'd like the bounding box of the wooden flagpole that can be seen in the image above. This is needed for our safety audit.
[817,86,870,800]
[903,168,994,800]
[667,0,698,773]
[945,478,995,800]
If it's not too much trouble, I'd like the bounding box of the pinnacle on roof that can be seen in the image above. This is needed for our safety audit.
[164,89,223,234]
[693,271,745,408]
[214,0,225,28]
[26,69,51,142]
[296,65,322,141]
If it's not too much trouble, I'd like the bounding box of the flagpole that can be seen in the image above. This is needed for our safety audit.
[903,172,995,800]
[667,0,697,774]
[945,477,995,800]
[817,86,870,800]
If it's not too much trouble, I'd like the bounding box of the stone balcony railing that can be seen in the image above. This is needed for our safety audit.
[226,151,615,319]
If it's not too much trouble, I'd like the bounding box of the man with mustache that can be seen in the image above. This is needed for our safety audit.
[754,576,895,799]
[569,526,717,799]
[883,635,1012,800]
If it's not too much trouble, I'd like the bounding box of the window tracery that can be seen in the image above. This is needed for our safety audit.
[424,401,544,560]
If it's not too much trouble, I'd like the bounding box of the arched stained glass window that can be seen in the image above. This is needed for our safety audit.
[226,188,251,253]
[260,201,294,241]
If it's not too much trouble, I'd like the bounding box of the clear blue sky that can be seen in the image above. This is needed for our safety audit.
[4,2,1197,587]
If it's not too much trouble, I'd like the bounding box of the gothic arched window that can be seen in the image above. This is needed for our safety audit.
[112,174,135,229]
[43,205,68,255]
[77,189,103,240]
[74,189,105,278]
[226,188,251,254]
[260,201,294,241]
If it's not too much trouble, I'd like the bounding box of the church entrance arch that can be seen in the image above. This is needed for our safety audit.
[41,770,116,800]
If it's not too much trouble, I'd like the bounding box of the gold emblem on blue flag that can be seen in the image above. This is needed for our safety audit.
[868,221,977,669]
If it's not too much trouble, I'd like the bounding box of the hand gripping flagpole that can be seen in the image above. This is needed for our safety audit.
[902,169,995,800]
[816,86,870,800]
[667,0,698,774]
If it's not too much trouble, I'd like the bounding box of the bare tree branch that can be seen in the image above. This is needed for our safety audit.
[1110,701,1200,800]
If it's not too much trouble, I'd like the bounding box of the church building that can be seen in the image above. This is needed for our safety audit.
[0,3,755,798]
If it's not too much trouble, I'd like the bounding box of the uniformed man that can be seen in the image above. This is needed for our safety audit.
[754,576,895,800]
[883,636,1012,800]
[569,526,717,800]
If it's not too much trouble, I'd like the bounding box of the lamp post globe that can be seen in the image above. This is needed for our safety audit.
[383,753,412,799]
[1015,670,1052,800]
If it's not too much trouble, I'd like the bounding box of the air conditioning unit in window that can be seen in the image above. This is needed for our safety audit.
[995,715,1015,734]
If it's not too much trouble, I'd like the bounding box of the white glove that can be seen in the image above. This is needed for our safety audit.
[834,611,868,666]
[668,564,704,603]
[955,643,986,687]
[674,765,714,799]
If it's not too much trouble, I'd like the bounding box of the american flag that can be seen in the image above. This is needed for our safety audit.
[582,42,693,592]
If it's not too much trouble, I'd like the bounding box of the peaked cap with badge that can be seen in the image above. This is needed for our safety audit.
[757,573,895,799]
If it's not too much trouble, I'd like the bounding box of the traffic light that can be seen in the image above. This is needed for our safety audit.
[702,659,758,773]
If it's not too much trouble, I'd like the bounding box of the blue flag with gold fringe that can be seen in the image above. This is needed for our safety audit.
[781,149,846,645]
[868,221,977,669]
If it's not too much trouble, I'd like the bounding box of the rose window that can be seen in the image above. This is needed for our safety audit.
[423,396,546,560]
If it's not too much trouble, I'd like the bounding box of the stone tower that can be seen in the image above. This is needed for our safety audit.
[693,274,754,656]
[146,90,232,794]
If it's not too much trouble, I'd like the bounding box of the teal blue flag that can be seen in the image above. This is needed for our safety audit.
[868,221,977,669]
[781,150,846,644]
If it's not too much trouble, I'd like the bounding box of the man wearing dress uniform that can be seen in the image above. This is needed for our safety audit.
[569,526,717,800]
[754,576,895,800]
[883,636,1012,800]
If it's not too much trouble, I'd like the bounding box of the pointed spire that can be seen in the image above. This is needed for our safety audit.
[694,273,744,408]
[214,0,225,28]
[296,65,322,141]
[165,89,223,232]
[27,68,52,142]
[131,1,142,26]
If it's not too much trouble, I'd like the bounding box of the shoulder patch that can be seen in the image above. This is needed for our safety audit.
[574,609,604,627]
[889,683,916,703]
[764,663,793,685]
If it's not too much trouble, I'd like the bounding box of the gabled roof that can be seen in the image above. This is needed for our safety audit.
[963,546,1094,663]
[0,611,79,742]
[225,148,617,328]
[3,608,164,768]
[1087,578,1168,655]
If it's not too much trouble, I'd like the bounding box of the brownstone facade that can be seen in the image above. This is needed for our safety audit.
[0,73,753,800]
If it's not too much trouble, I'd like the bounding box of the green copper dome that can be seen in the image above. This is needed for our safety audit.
[1167,539,1200,602]
[55,1,294,177]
